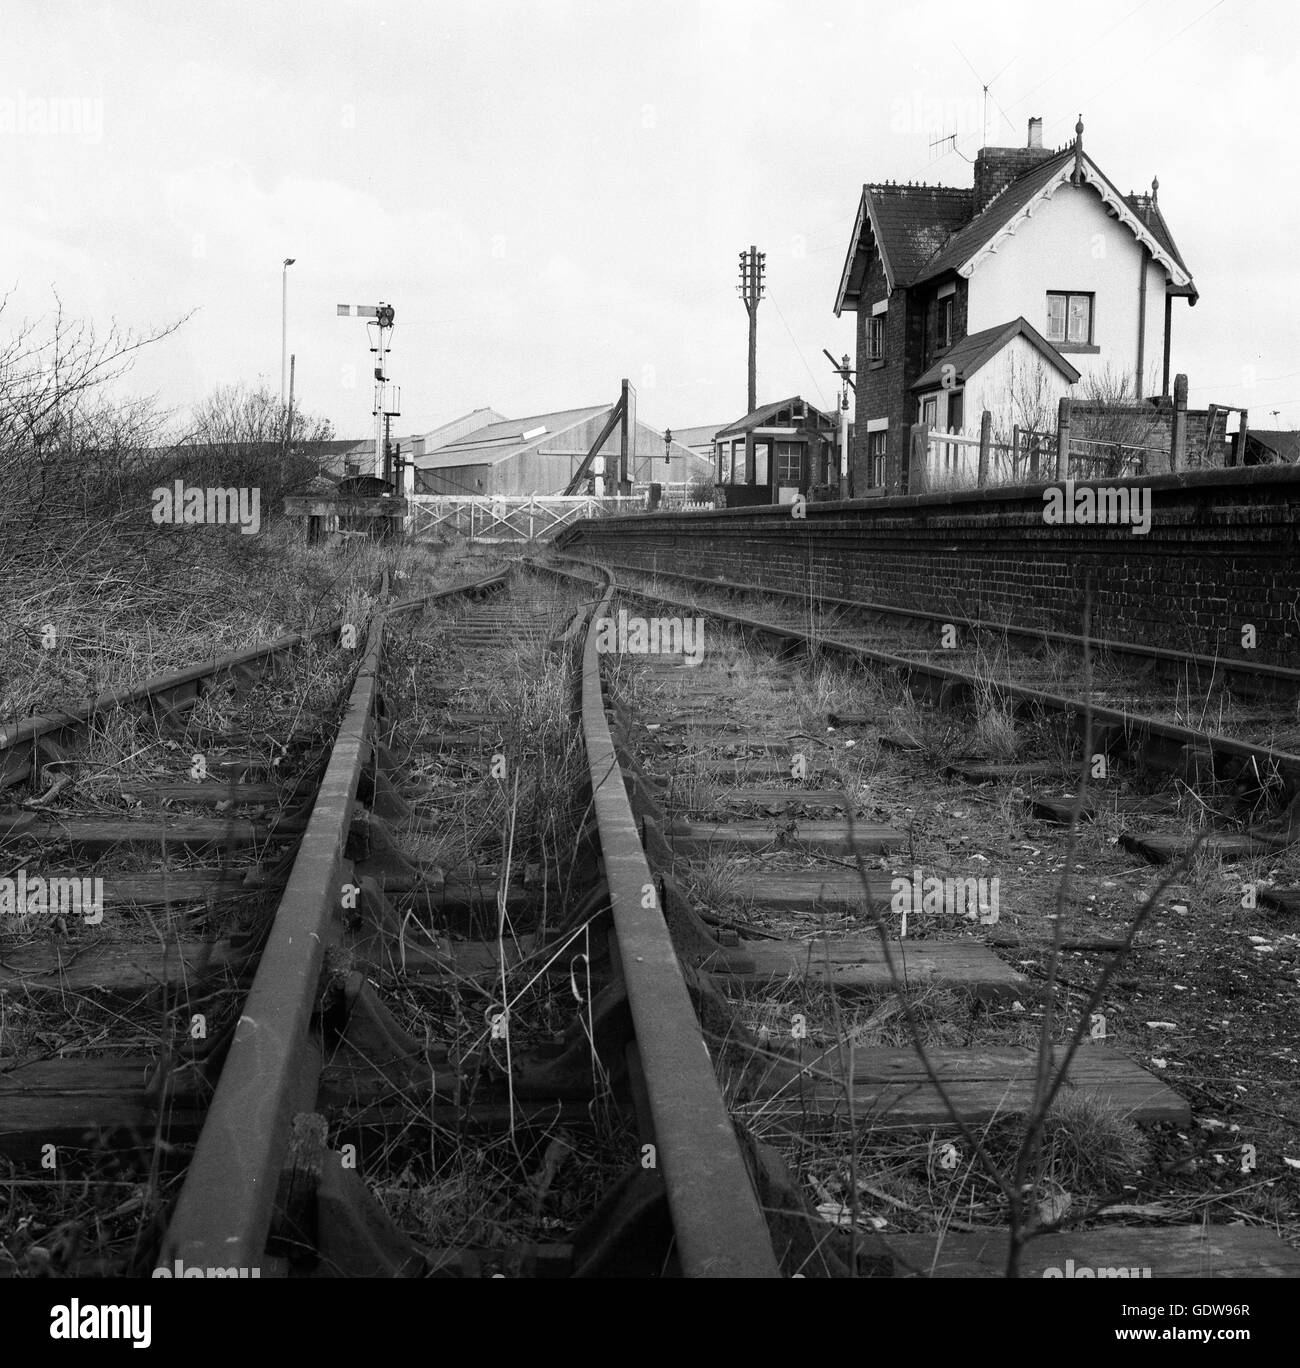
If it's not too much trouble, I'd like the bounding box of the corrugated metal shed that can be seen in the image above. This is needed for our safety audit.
[413,405,713,495]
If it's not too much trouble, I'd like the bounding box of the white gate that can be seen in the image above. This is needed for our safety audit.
[407,494,645,543]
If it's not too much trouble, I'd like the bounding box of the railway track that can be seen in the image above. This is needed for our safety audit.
[550,555,1300,860]
[0,566,509,1273]
[525,554,1300,1277]
[4,552,1297,1278]
[0,561,784,1277]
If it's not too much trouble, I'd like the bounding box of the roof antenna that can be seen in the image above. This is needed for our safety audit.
[952,43,1013,149]
[928,131,956,160]
[928,130,972,164]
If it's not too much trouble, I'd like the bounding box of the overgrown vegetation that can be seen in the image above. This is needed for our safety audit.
[605,577,1299,1276]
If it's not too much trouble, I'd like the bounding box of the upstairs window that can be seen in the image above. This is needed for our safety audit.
[1046,291,1093,345]
[867,313,885,362]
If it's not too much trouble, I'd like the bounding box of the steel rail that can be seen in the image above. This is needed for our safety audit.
[0,570,507,758]
[578,573,781,1278]
[557,559,1300,783]
[157,570,506,1274]
[0,625,339,755]
[554,555,1300,692]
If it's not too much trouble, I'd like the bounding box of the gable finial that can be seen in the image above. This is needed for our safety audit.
[1151,174,1159,204]
[1071,114,1085,184]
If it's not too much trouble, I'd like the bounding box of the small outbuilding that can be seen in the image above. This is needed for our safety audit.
[713,396,839,506]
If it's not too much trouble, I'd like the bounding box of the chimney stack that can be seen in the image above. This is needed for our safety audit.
[973,119,1058,214]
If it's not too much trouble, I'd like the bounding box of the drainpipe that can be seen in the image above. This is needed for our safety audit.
[1171,290,1182,393]
[1136,246,1148,400]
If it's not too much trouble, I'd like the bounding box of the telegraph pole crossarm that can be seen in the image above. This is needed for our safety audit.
[739,245,765,414]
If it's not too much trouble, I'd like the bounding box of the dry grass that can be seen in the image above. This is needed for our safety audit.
[599,571,1300,1271]
[334,570,638,1258]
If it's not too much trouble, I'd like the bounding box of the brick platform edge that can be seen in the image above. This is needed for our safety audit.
[554,466,1300,666]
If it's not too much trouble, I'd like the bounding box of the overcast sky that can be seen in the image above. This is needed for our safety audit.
[2,0,1296,441]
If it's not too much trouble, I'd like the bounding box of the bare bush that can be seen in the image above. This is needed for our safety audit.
[156,381,336,514]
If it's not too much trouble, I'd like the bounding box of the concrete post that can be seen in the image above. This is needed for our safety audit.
[1055,398,1072,480]
[1171,373,1188,471]
[908,423,930,494]
[978,410,991,488]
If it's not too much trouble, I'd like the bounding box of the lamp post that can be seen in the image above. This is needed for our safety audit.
[281,258,296,403]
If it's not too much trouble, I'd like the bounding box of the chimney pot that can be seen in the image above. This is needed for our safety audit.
[1027,116,1043,149]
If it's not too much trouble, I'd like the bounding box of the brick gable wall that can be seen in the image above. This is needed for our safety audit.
[853,263,970,494]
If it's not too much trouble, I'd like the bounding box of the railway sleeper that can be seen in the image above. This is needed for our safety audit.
[740,1043,1189,1130]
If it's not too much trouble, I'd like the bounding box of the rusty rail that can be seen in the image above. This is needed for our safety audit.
[157,569,506,1273]
[554,555,1300,783]
[576,571,781,1277]
[0,570,508,763]
[555,557,1300,698]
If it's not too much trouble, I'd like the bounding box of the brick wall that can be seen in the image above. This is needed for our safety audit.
[1070,399,1230,474]
[854,267,970,495]
[853,255,900,492]
[556,466,1300,665]
[973,146,1060,213]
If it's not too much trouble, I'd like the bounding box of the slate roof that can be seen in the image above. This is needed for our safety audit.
[1244,429,1300,464]
[867,185,972,286]
[914,149,1075,284]
[838,184,971,305]
[836,143,1197,312]
[911,317,1082,392]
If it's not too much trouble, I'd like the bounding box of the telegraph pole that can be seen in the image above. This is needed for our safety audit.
[738,245,765,414]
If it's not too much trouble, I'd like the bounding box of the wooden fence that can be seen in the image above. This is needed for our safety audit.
[909,378,1220,492]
